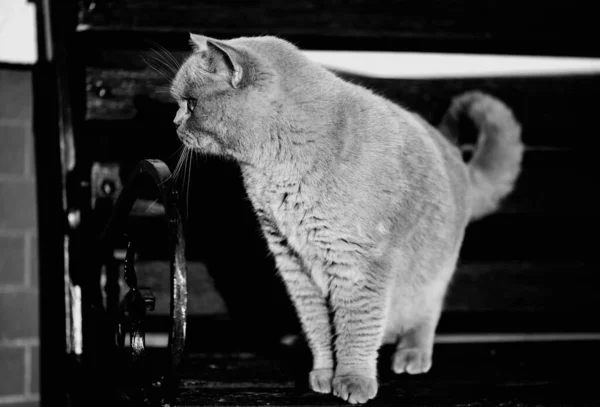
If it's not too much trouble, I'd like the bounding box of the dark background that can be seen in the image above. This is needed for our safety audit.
[22,1,600,405]
[74,0,600,344]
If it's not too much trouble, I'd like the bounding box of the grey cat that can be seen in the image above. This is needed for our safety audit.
[171,34,523,404]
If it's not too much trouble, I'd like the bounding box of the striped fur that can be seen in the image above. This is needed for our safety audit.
[171,35,523,404]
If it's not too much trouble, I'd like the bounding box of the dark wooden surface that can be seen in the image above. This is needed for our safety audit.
[79,0,600,56]
[162,341,600,406]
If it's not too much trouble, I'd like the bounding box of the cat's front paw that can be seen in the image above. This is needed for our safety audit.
[309,368,333,394]
[332,375,377,404]
[392,347,432,374]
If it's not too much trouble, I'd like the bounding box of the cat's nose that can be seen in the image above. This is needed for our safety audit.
[173,108,186,127]
[173,117,183,129]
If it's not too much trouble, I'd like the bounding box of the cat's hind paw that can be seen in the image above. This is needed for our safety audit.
[309,368,333,394]
[392,347,432,374]
[332,375,377,404]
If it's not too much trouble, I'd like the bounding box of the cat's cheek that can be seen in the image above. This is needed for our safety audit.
[177,130,197,149]
[197,136,223,155]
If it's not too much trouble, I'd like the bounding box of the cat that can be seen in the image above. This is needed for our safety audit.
[170,34,523,404]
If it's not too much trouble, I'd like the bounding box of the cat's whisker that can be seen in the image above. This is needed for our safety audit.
[172,146,189,181]
[178,148,190,181]
[142,45,181,81]
[166,145,184,183]
[148,54,177,79]
[180,145,191,220]
[145,39,181,70]
[152,43,181,71]
[147,47,181,81]
[155,85,174,96]
[184,148,196,220]
[179,148,190,182]
[143,56,175,81]
[144,198,160,214]
[168,144,185,160]
[171,151,182,180]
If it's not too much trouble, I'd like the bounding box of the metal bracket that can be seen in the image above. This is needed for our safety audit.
[100,159,188,403]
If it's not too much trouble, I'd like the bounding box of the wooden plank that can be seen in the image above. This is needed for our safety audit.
[78,0,600,56]
[166,342,600,406]
[494,150,596,217]
[84,63,600,148]
[134,258,600,317]
[447,262,599,313]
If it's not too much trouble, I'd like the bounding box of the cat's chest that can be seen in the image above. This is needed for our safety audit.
[250,181,323,251]
[246,175,376,292]
[269,191,314,245]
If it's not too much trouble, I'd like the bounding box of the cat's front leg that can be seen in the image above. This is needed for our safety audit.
[275,258,334,393]
[277,265,334,393]
[261,222,334,393]
[329,274,385,404]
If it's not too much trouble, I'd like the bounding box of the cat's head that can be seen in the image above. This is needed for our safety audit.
[170,34,287,159]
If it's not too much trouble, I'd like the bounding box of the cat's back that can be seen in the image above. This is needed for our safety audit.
[231,35,468,223]
[326,82,449,191]
[320,79,471,236]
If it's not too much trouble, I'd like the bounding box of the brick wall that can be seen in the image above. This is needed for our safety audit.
[0,67,39,407]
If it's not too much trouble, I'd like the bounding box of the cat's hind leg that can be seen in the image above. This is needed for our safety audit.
[392,320,436,374]
[392,292,444,375]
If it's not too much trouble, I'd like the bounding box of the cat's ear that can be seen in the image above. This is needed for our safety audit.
[189,33,243,89]
[189,33,210,53]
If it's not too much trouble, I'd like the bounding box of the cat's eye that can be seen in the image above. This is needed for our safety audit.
[186,98,197,113]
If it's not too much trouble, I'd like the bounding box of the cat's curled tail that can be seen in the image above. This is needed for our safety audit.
[439,91,524,221]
